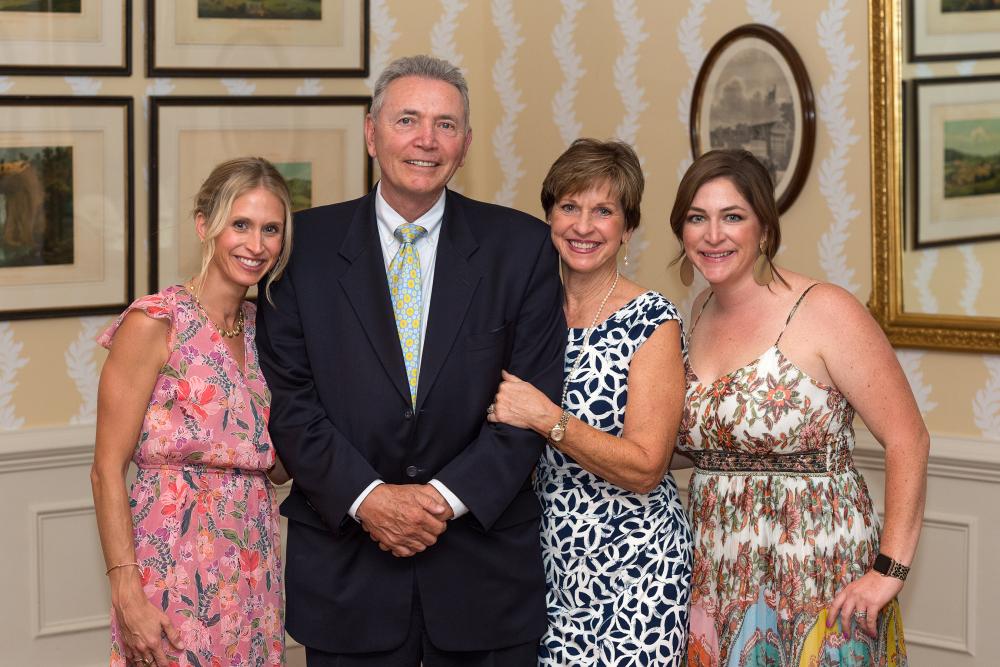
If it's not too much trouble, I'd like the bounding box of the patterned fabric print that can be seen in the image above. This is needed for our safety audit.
[99,285,284,667]
[388,223,427,405]
[678,345,907,666]
[535,291,693,666]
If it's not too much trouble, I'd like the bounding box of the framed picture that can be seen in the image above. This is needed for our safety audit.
[690,23,816,214]
[0,0,131,76]
[147,0,368,77]
[0,97,133,320]
[912,75,1000,248]
[908,0,1000,62]
[149,96,372,292]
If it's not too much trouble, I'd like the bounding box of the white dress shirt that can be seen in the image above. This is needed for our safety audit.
[348,183,469,521]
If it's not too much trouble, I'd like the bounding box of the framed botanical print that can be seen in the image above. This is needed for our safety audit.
[912,75,1000,247]
[147,0,368,77]
[0,0,131,75]
[149,96,372,292]
[690,23,816,213]
[0,97,133,320]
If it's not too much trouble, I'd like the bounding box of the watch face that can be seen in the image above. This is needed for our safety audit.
[550,427,565,442]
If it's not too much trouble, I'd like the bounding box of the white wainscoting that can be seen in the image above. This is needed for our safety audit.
[1,425,997,665]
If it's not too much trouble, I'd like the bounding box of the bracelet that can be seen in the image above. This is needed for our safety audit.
[105,561,140,576]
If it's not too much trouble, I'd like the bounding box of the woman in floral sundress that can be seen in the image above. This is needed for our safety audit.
[669,150,929,666]
[91,157,294,667]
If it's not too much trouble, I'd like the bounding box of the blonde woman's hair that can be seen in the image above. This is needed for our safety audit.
[192,157,294,303]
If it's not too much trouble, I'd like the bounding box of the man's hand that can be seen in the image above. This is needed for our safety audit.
[357,484,450,557]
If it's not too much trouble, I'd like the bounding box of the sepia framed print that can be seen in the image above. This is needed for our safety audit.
[690,23,816,214]
[149,96,372,292]
[908,0,1000,62]
[913,75,1000,248]
[0,97,133,320]
[147,0,368,77]
[0,0,131,76]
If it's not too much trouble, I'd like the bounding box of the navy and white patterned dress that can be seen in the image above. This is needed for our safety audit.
[534,291,693,666]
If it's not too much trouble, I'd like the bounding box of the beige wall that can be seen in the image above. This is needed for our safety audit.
[1,1,997,664]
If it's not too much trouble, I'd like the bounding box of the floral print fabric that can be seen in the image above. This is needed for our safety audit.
[677,291,907,666]
[99,285,284,666]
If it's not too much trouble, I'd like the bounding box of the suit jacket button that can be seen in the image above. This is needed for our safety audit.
[404,409,413,419]
[405,465,418,478]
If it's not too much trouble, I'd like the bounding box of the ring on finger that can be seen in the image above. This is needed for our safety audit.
[854,609,868,618]
[486,403,495,415]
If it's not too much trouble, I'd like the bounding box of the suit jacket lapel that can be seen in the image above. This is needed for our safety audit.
[337,193,411,405]
[417,191,481,411]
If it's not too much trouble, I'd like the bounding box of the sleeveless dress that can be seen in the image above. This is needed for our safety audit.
[99,285,284,667]
[535,290,693,666]
[676,285,907,666]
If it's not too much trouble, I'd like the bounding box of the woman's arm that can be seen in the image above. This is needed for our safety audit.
[267,455,290,485]
[807,286,929,637]
[91,311,183,665]
[489,320,686,494]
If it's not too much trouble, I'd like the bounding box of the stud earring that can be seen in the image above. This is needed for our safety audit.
[679,255,694,287]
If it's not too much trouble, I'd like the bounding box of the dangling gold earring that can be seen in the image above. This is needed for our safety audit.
[679,255,694,286]
[622,239,630,267]
[753,241,773,286]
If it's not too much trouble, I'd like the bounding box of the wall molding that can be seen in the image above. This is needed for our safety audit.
[853,427,1000,484]
[0,425,95,474]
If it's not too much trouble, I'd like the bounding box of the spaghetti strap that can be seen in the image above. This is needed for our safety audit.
[775,283,821,346]
[689,292,714,336]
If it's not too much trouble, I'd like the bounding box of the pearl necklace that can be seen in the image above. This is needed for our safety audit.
[561,270,619,409]
[187,284,245,338]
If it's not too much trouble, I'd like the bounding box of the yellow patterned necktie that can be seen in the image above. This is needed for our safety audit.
[388,223,428,406]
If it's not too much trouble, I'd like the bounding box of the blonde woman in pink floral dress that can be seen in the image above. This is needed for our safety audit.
[668,150,929,666]
[91,158,293,667]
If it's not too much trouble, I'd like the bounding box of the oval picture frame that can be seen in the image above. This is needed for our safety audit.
[690,24,816,214]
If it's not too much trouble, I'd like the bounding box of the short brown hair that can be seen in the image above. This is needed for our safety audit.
[540,139,644,232]
[193,157,294,304]
[669,149,784,283]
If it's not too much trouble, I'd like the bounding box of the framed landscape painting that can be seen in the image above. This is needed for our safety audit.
[913,75,1000,247]
[690,23,816,213]
[147,0,368,77]
[149,96,371,293]
[0,0,130,75]
[0,97,133,320]
[909,0,1000,62]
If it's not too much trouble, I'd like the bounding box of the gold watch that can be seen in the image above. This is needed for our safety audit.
[548,410,570,443]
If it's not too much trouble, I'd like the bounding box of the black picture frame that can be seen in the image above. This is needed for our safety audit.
[690,23,816,214]
[0,0,131,76]
[146,0,369,78]
[149,95,373,293]
[0,96,133,320]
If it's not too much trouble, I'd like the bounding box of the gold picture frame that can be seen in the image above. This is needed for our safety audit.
[149,96,372,292]
[0,96,133,320]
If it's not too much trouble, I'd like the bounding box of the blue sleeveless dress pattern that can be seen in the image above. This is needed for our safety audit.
[535,290,693,666]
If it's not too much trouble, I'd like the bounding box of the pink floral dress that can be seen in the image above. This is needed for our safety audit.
[676,285,907,667]
[99,285,284,667]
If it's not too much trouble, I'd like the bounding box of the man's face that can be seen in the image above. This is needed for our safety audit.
[365,75,472,220]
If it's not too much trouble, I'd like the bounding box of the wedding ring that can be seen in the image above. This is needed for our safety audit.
[486,403,496,415]
[854,610,868,618]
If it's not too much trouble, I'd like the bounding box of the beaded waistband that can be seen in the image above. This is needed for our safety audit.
[136,462,266,477]
[686,447,854,476]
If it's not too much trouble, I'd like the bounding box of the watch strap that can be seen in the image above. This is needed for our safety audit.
[873,552,909,581]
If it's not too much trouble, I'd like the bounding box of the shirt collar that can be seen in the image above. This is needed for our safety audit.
[375,182,446,242]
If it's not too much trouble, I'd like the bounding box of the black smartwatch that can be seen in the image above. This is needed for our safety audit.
[872,553,909,581]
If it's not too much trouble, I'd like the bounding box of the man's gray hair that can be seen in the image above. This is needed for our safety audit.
[370,55,471,128]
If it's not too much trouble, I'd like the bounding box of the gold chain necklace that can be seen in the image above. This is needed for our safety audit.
[560,270,619,408]
[187,284,245,338]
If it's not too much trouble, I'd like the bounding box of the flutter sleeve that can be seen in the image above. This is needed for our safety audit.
[97,291,175,350]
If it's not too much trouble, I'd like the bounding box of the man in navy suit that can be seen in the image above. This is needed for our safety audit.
[256,55,565,666]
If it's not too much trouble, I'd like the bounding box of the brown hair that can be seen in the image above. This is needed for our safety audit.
[669,149,785,284]
[540,138,644,232]
[193,157,293,303]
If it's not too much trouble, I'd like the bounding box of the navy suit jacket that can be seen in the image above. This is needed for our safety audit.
[256,188,565,653]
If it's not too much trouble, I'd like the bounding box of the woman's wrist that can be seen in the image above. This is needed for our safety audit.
[536,403,566,437]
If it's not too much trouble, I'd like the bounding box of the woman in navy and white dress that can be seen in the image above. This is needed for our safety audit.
[488,139,692,666]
